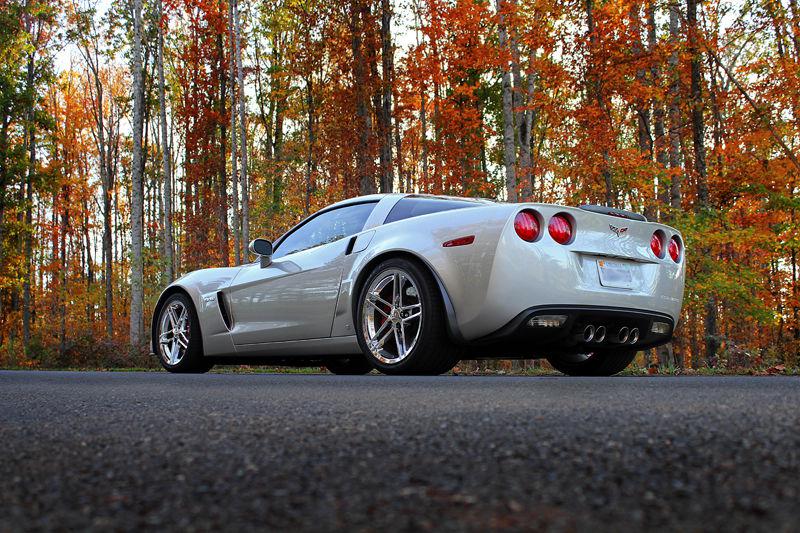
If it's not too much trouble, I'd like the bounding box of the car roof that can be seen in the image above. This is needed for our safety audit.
[273,193,495,251]
[327,193,495,210]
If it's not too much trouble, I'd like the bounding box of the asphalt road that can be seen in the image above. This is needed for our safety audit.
[1,372,799,532]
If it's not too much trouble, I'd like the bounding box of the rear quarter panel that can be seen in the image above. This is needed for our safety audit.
[331,204,515,338]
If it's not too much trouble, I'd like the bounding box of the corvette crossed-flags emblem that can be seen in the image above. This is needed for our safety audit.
[609,224,629,237]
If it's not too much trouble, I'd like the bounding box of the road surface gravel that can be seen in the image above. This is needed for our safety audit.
[1,371,798,532]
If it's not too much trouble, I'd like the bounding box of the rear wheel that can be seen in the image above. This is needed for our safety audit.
[356,258,460,375]
[547,350,637,376]
[156,293,212,373]
[324,355,374,375]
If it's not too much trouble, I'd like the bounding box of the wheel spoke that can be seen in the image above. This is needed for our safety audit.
[177,332,189,349]
[400,303,421,312]
[159,331,171,344]
[402,311,422,323]
[366,300,390,318]
[393,273,401,306]
[376,325,394,348]
[167,306,180,328]
[370,319,391,343]
[368,292,393,310]
[394,323,407,357]
[178,308,189,328]
[398,274,406,308]
[170,340,180,364]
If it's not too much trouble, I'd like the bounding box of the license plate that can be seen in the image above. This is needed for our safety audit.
[597,259,635,289]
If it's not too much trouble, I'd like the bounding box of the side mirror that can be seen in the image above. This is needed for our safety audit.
[248,239,273,268]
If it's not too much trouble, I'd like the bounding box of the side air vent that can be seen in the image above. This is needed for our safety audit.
[217,291,232,330]
[579,205,647,222]
[345,235,357,255]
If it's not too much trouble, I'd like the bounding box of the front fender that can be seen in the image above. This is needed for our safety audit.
[151,266,244,357]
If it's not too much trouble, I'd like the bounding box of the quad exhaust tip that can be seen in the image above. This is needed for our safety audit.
[582,325,607,343]
[594,325,607,343]
[583,325,637,345]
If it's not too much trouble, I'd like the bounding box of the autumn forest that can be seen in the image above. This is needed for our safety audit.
[2,0,799,370]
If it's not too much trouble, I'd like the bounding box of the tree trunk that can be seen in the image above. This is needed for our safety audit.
[82,42,115,337]
[687,0,708,207]
[352,0,375,194]
[305,73,315,215]
[420,89,429,188]
[649,1,670,211]
[130,0,145,347]
[667,0,682,210]
[586,0,614,206]
[217,11,229,266]
[414,11,428,190]
[229,0,240,265]
[632,3,651,155]
[687,0,716,364]
[649,0,675,365]
[273,94,286,221]
[787,0,800,58]
[23,37,35,350]
[631,1,652,178]
[59,188,68,359]
[23,133,34,349]
[379,0,394,193]
[235,0,249,250]
[157,0,174,281]
[510,3,534,201]
[496,0,517,202]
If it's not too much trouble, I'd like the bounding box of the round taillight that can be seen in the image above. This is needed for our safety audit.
[668,236,682,262]
[514,211,540,242]
[651,232,664,258]
[548,214,573,245]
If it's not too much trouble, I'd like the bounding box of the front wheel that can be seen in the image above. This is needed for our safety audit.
[547,350,637,376]
[155,293,212,373]
[355,258,460,375]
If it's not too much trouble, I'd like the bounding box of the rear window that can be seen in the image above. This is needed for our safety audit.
[384,197,480,224]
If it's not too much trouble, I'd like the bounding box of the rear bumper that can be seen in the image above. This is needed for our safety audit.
[462,305,674,358]
[447,203,685,341]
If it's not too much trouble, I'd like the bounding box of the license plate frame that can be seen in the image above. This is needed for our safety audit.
[597,259,635,290]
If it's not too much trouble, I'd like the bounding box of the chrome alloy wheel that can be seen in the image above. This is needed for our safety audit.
[362,269,423,364]
[158,300,191,366]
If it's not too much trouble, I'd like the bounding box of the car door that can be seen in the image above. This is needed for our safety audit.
[226,202,377,346]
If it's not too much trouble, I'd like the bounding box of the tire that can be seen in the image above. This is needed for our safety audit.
[355,258,461,375]
[155,293,213,373]
[324,355,374,375]
[547,350,637,376]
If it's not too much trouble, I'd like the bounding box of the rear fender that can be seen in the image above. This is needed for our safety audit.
[331,205,514,341]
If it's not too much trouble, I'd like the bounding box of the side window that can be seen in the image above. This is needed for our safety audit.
[273,202,376,259]
[384,197,479,224]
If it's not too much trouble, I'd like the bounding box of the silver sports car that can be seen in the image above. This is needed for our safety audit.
[152,194,685,376]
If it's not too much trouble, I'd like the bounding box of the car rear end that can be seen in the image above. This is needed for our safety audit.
[458,204,685,355]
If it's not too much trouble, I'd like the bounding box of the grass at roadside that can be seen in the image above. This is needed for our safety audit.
[2,363,798,376]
